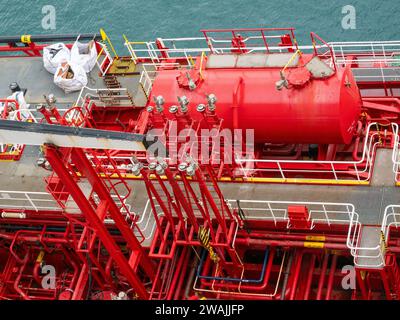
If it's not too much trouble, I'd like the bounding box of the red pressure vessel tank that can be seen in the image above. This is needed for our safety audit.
[149,54,362,145]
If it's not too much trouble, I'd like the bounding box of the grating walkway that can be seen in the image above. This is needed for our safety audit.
[371,148,395,186]
[355,226,383,269]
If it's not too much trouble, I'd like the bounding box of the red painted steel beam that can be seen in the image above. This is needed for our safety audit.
[44,146,150,299]
[316,253,329,300]
[70,148,155,279]
[325,254,338,300]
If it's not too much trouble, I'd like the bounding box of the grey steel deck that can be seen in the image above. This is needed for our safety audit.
[371,149,395,186]
[0,57,103,104]
[0,57,147,107]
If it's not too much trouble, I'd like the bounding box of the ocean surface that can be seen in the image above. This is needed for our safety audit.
[0,0,399,53]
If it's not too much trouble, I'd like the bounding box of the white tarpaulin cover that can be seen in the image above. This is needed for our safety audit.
[54,62,88,93]
[43,43,71,74]
[70,40,97,73]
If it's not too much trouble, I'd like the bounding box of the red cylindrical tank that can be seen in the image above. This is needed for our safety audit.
[149,59,361,145]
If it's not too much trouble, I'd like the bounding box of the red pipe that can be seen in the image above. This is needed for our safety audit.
[71,148,155,278]
[352,121,364,161]
[232,77,244,129]
[33,260,42,286]
[71,263,89,300]
[325,254,338,300]
[235,238,347,250]
[173,250,191,300]
[203,248,276,292]
[61,247,79,290]
[289,251,304,300]
[316,254,329,300]
[239,231,347,243]
[355,269,368,300]
[13,257,31,300]
[167,247,189,300]
[381,269,393,300]
[304,254,316,300]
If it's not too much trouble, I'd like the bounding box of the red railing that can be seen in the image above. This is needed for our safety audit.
[310,32,337,72]
[201,27,299,54]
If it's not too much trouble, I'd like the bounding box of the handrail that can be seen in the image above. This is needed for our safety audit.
[99,28,118,59]
[346,209,385,268]
[281,49,302,73]
[351,203,400,269]
[391,123,400,182]
[235,122,383,182]
[227,199,355,228]
[95,41,114,76]
[201,27,298,54]
[0,190,60,212]
[310,32,337,72]
[199,51,206,80]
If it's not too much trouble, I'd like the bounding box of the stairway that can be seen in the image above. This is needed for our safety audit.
[102,74,134,106]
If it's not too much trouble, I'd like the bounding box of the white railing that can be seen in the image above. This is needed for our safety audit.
[330,40,400,62]
[391,123,400,182]
[123,36,400,102]
[96,41,114,76]
[227,199,355,228]
[132,199,163,241]
[3,107,69,124]
[223,200,390,270]
[74,86,131,108]
[235,122,382,182]
[139,64,160,98]
[329,41,400,83]
[125,38,303,65]
[382,204,400,245]
[124,35,307,99]
[0,107,38,157]
[346,209,385,268]
[0,190,60,212]
[348,203,400,269]
[66,86,133,126]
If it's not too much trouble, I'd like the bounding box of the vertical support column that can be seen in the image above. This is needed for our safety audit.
[356,269,368,300]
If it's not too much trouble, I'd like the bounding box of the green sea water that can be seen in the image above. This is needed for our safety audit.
[0,0,398,53]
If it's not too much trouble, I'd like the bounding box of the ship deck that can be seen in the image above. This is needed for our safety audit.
[0,55,398,245]
[0,145,396,226]
[0,56,149,107]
